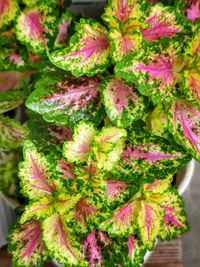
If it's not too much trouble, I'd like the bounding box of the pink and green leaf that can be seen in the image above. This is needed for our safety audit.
[0,115,27,150]
[126,235,147,266]
[8,220,48,267]
[0,0,19,29]
[100,200,141,236]
[159,188,190,240]
[143,177,172,195]
[120,130,189,181]
[42,214,82,265]
[15,7,57,55]
[138,201,163,250]
[26,73,103,126]
[20,197,53,223]
[0,71,30,114]
[182,69,200,109]
[19,140,56,200]
[92,127,127,171]
[27,116,72,153]
[108,23,144,62]
[168,99,200,162]
[186,0,200,23]
[142,5,182,42]
[115,49,183,104]
[54,11,74,48]
[49,18,111,77]
[63,122,96,163]
[102,0,145,27]
[101,76,146,128]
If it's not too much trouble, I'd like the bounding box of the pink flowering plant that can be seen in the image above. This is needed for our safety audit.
[0,0,200,266]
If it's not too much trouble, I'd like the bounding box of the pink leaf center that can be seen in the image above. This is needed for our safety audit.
[186,0,200,22]
[134,55,176,88]
[75,197,99,224]
[111,204,133,226]
[109,79,136,115]
[122,144,179,164]
[116,0,134,22]
[142,13,180,42]
[106,180,128,199]
[163,205,183,228]
[127,235,135,258]
[58,160,75,179]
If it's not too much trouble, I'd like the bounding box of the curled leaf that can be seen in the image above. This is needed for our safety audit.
[63,122,96,163]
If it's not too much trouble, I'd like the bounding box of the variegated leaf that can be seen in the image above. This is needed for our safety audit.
[54,11,74,49]
[102,0,146,27]
[182,69,200,109]
[26,73,103,126]
[0,71,30,113]
[185,0,200,23]
[118,130,190,182]
[63,122,96,163]
[159,188,190,240]
[20,197,54,223]
[8,220,48,267]
[101,76,146,128]
[138,201,163,250]
[0,0,19,29]
[168,99,200,162]
[143,177,172,195]
[142,4,182,42]
[83,230,111,267]
[115,48,183,104]
[27,116,72,153]
[42,214,83,266]
[145,105,169,138]
[0,116,27,150]
[19,140,56,200]
[92,127,127,171]
[49,18,111,77]
[15,7,57,55]
[0,151,21,198]
[100,200,141,236]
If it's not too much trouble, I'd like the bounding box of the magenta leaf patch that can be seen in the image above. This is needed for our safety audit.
[159,189,189,240]
[19,141,56,199]
[186,0,200,22]
[26,73,103,126]
[8,220,48,267]
[16,7,57,55]
[101,76,146,127]
[50,18,111,77]
[142,5,181,42]
[115,50,182,104]
[169,99,200,162]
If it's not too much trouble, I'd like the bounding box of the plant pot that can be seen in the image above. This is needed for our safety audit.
[52,159,196,267]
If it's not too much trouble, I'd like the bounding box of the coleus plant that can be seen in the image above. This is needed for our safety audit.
[0,0,199,266]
